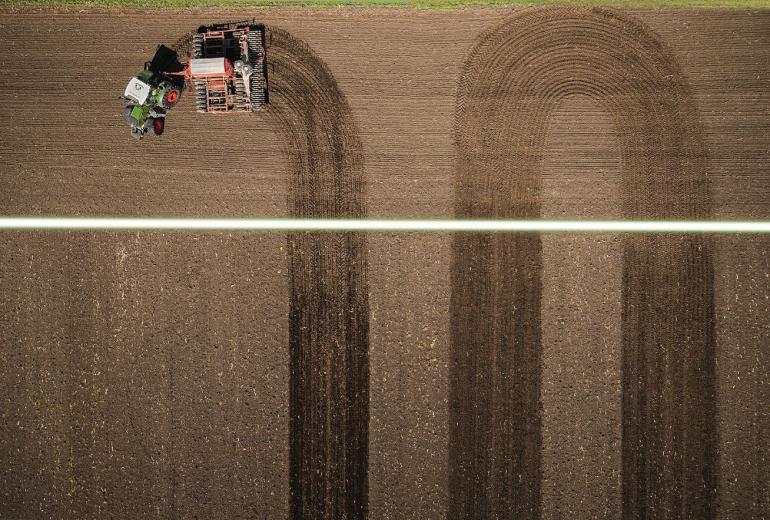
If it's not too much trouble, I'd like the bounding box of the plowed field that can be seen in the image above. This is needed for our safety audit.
[0,6,768,520]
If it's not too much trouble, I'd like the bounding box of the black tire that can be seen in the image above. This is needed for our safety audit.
[147,117,165,136]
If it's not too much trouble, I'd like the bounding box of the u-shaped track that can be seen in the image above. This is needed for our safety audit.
[451,7,716,519]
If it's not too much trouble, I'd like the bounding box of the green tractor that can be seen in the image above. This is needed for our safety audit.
[121,46,184,140]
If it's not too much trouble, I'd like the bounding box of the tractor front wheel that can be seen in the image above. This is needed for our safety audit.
[164,88,181,107]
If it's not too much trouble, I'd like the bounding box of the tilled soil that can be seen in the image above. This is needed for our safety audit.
[263,27,370,519]
[451,8,716,518]
[0,6,768,520]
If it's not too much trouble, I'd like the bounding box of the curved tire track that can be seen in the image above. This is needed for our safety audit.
[176,27,369,519]
[266,28,369,520]
[451,7,715,519]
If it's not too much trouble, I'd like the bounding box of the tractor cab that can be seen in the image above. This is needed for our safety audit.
[124,77,153,105]
[120,46,184,140]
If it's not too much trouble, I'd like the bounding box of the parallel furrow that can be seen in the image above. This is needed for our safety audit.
[451,7,716,519]
[266,26,369,520]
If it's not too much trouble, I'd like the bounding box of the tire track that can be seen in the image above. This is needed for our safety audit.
[178,26,370,519]
[175,27,368,518]
[266,28,369,520]
[451,7,715,519]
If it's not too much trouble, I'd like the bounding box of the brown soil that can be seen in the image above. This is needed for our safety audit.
[173,24,371,518]
[266,27,370,520]
[451,8,716,518]
[0,6,768,520]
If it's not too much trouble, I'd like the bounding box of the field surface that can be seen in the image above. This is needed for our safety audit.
[0,6,769,519]
[6,0,770,10]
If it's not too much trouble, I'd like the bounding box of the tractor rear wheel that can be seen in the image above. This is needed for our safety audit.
[148,117,165,136]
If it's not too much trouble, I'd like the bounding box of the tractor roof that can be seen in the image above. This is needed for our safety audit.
[124,77,152,105]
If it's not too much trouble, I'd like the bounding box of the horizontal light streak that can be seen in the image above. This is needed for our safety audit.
[0,217,768,233]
